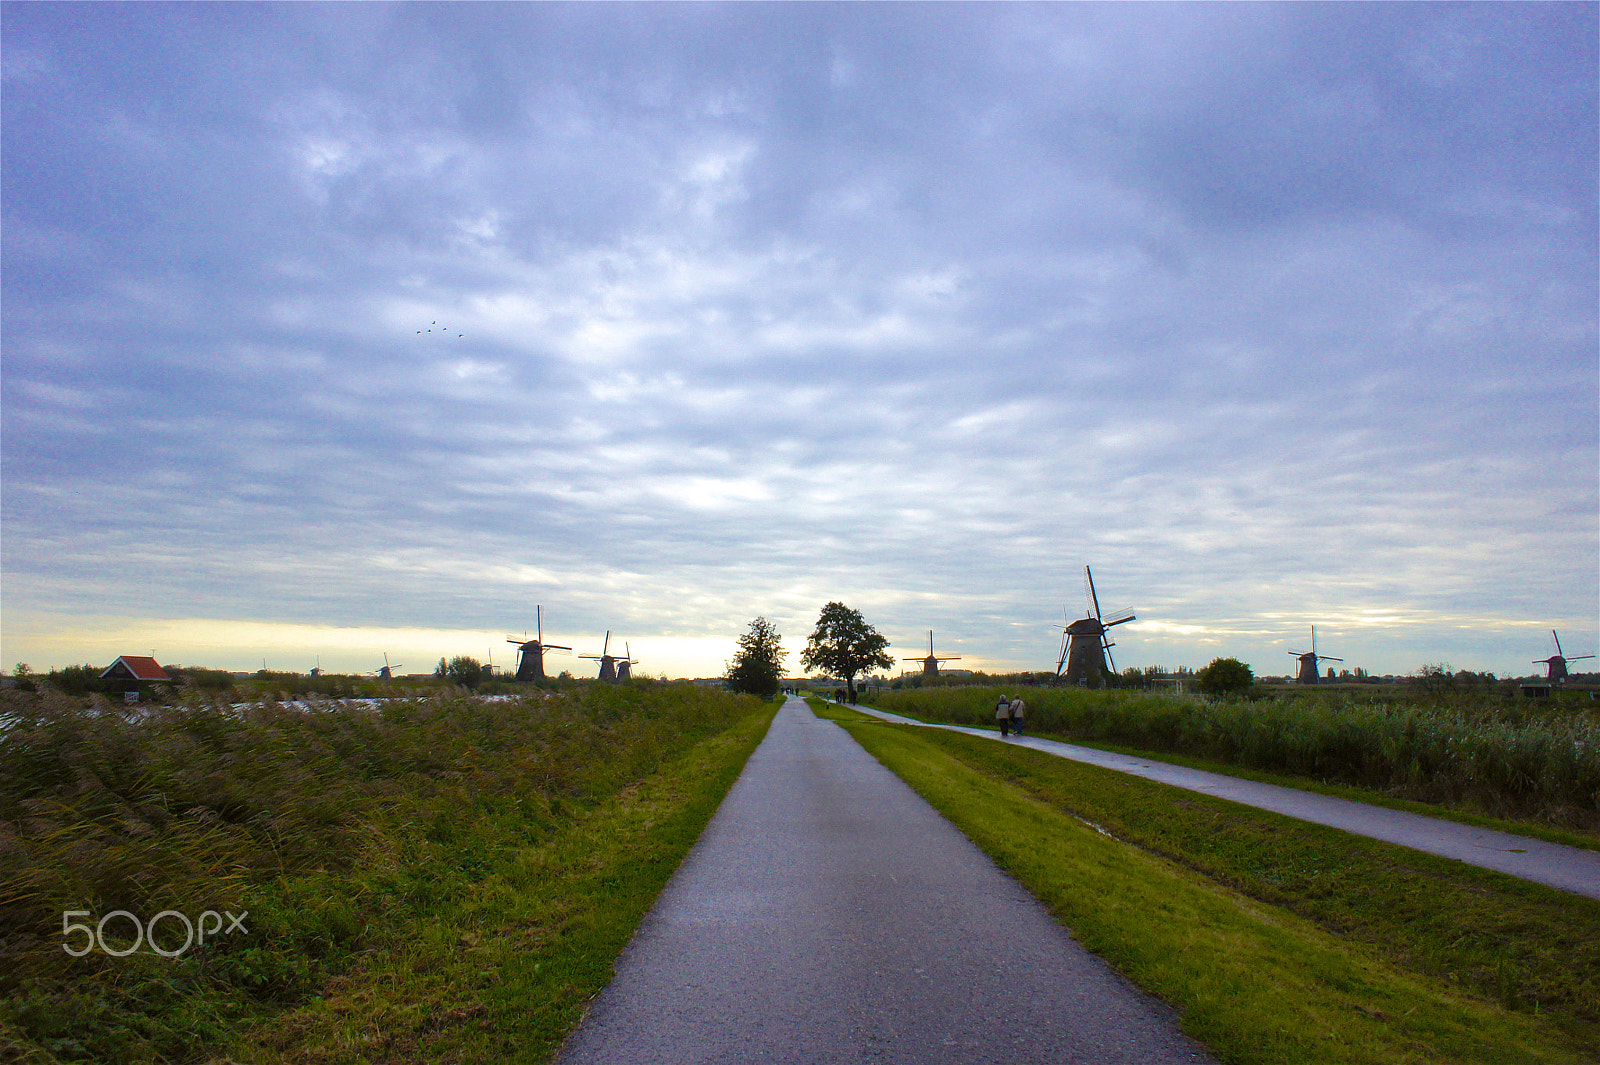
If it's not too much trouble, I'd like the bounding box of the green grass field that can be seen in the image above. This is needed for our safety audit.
[7,682,1595,1064]
[0,685,776,1063]
[811,699,1599,1064]
[867,685,1600,835]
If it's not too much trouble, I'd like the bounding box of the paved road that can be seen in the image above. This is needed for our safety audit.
[557,697,1214,1065]
[850,703,1600,901]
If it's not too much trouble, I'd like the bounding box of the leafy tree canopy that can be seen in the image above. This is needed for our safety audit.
[1195,656,1255,697]
[801,602,893,699]
[437,655,487,689]
[725,616,787,698]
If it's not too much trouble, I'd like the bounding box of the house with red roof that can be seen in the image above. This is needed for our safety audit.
[99,656,173,700]
[100,656,172,683]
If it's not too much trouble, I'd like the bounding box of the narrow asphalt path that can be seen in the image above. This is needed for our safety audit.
[557,697,1215,1065]
[851,703,1600,901]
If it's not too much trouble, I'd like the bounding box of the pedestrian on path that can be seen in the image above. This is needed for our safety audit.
[995,693,1013,737]
[1010,696,1026,736]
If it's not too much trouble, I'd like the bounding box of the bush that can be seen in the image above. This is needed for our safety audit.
[436,655,488,689]
[1196,657,1255,697]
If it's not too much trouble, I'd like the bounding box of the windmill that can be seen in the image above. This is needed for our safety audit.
[308,655,322,678]
[1288,626,1342,684]
[507,605,573,681]
[904,630,961,677]
[615,642,639,682]
[1056,566,1136,688]
[581,631,626,682]
[1534,630,1595,684]
[370,653,402,680]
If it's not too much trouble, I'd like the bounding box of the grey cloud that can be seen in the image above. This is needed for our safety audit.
[3,3,1593,677]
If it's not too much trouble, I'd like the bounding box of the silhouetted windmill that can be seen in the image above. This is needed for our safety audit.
[507,606,572,681]
[1534,630,1595,684]
[904,630,961,677]
[1288,626,1342,684]
[1056,566,1136,688]
[370,653,402,680]
[308,655,322,678]
[581,631,626,682]
[615,642,639,682]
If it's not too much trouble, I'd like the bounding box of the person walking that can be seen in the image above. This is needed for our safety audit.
[995,693,1013,737]
[1009,695,1026,737]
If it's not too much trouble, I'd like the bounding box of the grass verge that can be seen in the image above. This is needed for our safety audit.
[868,685,1600,835]
[813,703,1599,1064]
[866,700,1600,852]
[221,701,776,1064]
[1,687,776,1064]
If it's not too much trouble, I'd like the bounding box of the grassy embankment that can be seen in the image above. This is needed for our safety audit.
[866,685,1600,839]
[810,698,1600,1064]
[0,684,776,1064]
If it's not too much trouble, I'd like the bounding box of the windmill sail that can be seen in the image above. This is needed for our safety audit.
[1059,567,1135,688]
[904,630,961,677]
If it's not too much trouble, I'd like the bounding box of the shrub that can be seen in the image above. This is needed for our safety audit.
[1196,657,1255,697]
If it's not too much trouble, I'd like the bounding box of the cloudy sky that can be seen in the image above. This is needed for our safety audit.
[3,2,1595,682]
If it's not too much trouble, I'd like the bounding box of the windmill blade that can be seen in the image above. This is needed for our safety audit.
[1102,634,1117,675]
[1102,608,1136,627]
[1319,655,1345,664]
[1553,630,1564,657]
[537,605,544,645]
[1572,653,1598,663]
[1084,566,1103,621]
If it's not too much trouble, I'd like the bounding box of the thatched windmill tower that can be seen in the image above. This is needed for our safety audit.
[581,631,626,682]
[1288,627,1342,684]
[904,630,961,677]
[1534,630,1594,683]
[370,653,402,680]
[507,606,572,681]
[615,642,638,682]
[1056,566,1135,688]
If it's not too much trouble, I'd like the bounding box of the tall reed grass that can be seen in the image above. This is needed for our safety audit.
[0,683,761,1062]
[872,686,1600,830]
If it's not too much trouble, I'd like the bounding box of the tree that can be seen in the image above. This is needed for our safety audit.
[726,616,787,698]
[801,602,894,703]
[1195,656,1255,697]
[439,655,487,689]
[10,662,36,692]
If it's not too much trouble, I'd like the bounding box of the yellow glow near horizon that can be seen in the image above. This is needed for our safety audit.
[4,612,1032,681]
[1,614,750,680]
